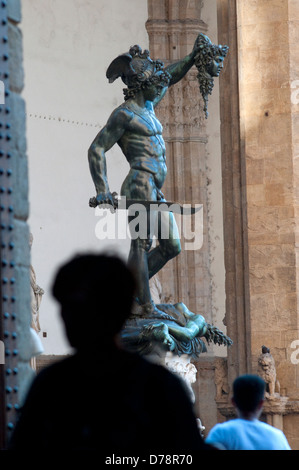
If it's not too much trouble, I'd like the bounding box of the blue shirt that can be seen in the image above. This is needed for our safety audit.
[206,418,291,450]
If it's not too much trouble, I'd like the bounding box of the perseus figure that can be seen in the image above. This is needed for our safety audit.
[88,33,228,320]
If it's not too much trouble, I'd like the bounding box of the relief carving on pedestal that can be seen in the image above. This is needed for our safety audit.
[214,357,229,402]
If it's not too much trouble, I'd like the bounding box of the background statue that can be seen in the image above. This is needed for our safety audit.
[88,33,231,356]
[30,233,44,334]
[29,233,44,370]
[258,346,280,398]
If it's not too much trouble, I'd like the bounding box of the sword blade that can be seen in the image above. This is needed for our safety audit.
[89,196,202,215]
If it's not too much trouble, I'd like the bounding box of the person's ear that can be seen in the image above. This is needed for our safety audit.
[257,399,264,410]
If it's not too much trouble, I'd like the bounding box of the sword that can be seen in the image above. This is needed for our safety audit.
[89,192,202,215]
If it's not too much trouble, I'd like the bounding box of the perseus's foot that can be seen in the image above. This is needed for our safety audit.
[151,305,175,321]
[142,323,175,350]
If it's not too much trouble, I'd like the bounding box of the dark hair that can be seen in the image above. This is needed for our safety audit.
[233,375,266,412]
[123,70,170,101]
[52,253,137,348]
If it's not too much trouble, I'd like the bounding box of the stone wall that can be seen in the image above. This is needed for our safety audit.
[0,0,32,446]
[192,356,227,437]
[237,0,299,388]
[8,0,33,398]
[217,0,299,449]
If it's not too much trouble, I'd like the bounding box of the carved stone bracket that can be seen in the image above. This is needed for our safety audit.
[217,397,299,420]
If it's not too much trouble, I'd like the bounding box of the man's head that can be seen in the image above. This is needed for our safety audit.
[194,33,228,77]
[194,33,229,118]
[232,374,266,417]
[106,45,171,100]
[52,253,137,350]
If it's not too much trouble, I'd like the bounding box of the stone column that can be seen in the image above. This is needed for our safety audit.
[217,0,250,387]
[218,0,299,449]
[0,0,32,447]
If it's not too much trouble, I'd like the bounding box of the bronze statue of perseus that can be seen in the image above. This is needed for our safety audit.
[88,33,231,356]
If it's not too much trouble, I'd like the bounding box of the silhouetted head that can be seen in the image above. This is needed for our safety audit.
[52,253,137,350]
[232,374,266,413]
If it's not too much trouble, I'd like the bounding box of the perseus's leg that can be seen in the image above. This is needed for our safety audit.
[127,224,153,305]
[147,210,181,279]
[122,170,156,305]
[121,172,178,318]
[127,211,175,320]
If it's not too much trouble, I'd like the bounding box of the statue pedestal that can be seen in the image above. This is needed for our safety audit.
[263,396,290,431]
[144,348,205,435]
[145,348,196,402]
[144,348,197,402]
[164,352,205,436]
[145,349,205,436]
[165,352,197,403]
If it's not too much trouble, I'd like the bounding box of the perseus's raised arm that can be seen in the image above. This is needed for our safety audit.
[165,50,196,87]
[165,33,229,117]
[164,33,207,87]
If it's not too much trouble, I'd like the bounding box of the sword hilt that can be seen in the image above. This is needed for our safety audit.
[89,192,119,209]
